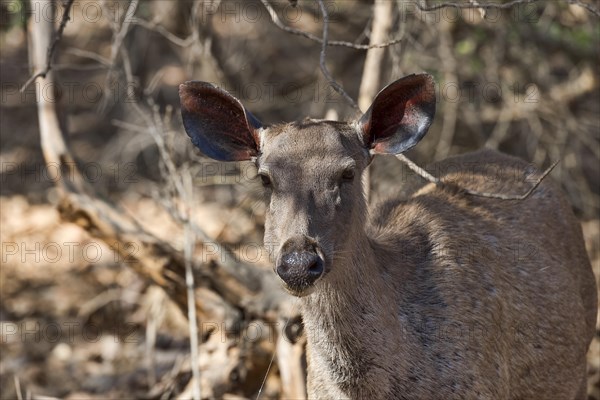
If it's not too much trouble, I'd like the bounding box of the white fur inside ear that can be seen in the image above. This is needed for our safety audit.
[258,127,267,149]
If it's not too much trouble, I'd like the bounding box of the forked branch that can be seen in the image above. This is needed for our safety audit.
[316,0,359,110]
[260,0,403,50]
[21,0,75,92]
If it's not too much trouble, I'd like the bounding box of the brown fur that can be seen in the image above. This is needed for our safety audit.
[299,148,596,399]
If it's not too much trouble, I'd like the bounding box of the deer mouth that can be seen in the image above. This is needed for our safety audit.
[280,282,318,298]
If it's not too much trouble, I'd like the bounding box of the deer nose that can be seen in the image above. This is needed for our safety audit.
[276,248,324,293]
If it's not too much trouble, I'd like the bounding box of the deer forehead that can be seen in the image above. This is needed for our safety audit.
[258,121,367,168]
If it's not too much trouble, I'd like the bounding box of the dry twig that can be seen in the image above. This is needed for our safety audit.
[396,154,560,200]
[20,0,75,92]
[417,0,542,11]
[130,17,195,47]
[116,33,203,397]
[316,0,359,110]
[260,0,403,50]
[417,0,599,17]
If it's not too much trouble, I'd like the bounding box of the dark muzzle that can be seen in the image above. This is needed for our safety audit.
[276,236,324,294]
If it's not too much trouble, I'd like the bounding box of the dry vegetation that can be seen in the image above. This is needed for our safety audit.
[0,0,598,398]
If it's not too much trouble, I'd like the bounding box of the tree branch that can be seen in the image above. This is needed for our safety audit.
[317,0,359,110]
[130,17,195,47]
[21,0,75,92]
[462,160,559,199]
[417,0,599,17]
[396,154,560,200]
[260,0,403,50]
[417,0,541,11]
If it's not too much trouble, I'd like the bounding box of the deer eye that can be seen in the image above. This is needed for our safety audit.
[259,173,271,187]
[341,169,355,182]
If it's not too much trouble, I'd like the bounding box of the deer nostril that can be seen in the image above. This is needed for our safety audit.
[277,250,324,292]
[307,257,324,276]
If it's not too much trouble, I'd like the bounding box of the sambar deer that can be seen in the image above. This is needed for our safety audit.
[179,74,597,399]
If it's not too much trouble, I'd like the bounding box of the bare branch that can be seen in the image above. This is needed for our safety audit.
[116,33,206,396]
[396,154,559,200]
[462,160,560,200]
[417,0,599,17]
[20,0,75,92]
[417,0,541,11]
[65,47,112,66]
[396,153,442,185]
[256,306,300,400]
[130,17,194,47]
[183,174,201,400]
[27,0,87,194]
[115,38,202,398]
[317,0,359,110]
[14,376,23,400]
[109,0,139,65]
[97,0,139,112]
[260,0,403,49]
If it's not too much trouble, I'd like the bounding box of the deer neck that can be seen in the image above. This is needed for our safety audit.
[300,228,410,395]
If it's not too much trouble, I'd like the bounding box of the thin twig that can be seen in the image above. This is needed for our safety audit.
[112,11,202,395]
[462,160,559,200]
[20,0,75,92]
[396,153,442,185]
[65,47,112,66]
[260,0,403,50]
[109,0,138,65]
[27,0,87,193]
[316,0,359,110]
[418,0,541,11]
[99,0,139,112]
[183,173,201,400]
[130,17,194,47]
[14,376,23,400]
[396,154,559,200]
[256,301,299,400]
[120,46,203,399]
[417,0,599,16]
[185,0,204,77]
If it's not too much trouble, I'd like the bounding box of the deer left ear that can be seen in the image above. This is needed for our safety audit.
[358,73,436,154]
[179,81,262,161]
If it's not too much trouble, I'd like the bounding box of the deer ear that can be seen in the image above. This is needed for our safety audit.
[358,73,436,154]
[179,81,262,161]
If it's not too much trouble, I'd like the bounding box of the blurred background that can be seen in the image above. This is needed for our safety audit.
[1,0,598,398]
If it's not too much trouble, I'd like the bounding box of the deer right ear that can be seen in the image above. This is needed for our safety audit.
[179,81,262,161]
[358,73,436,155]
